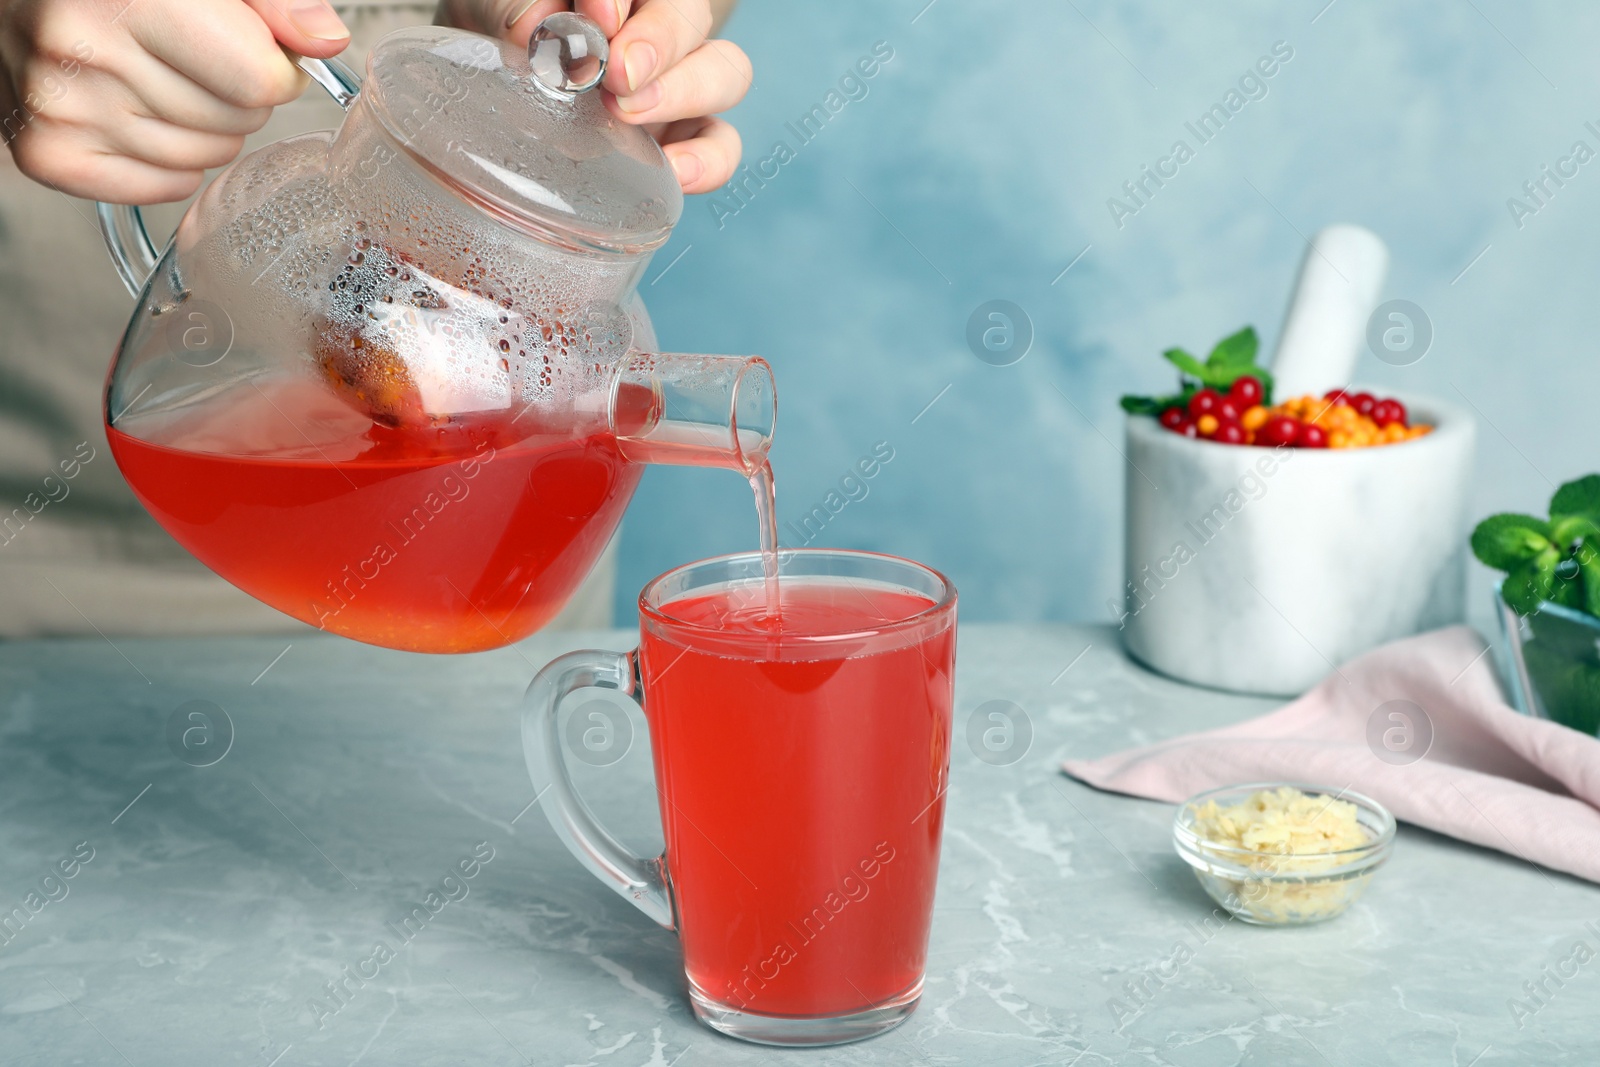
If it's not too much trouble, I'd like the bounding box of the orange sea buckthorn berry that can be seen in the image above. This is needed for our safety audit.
[1251,388,1434,447]
[1197,413,1220,436]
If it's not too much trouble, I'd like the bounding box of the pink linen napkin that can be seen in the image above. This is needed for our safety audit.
[1062,626,1600,884]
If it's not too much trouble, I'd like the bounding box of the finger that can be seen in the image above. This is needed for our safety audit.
[608,38,748,124]
[105,116,247,172]
[9,127,203,204]
[239,0,350,59]
[501,0,573,44]
[9,57,267,171]
[574,0,632,38]
[117,49,274,135]
[656,114,740,194]
[79,158,206,205]
[127,1,306,109]
[606,0,713,97]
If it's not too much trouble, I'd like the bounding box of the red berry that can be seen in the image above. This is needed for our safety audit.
[1258,415,1302,447]
[1173,418,1199,438]
[1297,423,1329,449]
[1159,406,1185,429]
[1214,420,1247,445]
[1215,398,1243,423]
[1387,398,1408,427]
[1350,392,1377,417]
[1323,388,1349,406]
[1188,388,1223,418]
[1229,376,1264,407]
[1370,399,1400,427]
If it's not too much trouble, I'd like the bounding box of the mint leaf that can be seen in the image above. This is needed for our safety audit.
[1502,545,1561,614]
[1551,514,1600,548]
[1553,475,1600,522]
[1151,329,1271,402]
[1471,513,1554,572]
[1577,541,1600,617]
[1255,367,1275,406]
[1206,326,1259,368]
[1475,476,1600,624]
[1552,571,1585,611]
[1162,348,1209,382]
[1202,363,1274,400]
[1121,385,1196,417]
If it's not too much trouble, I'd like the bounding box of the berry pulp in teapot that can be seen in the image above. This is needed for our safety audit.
[107,378,638,653]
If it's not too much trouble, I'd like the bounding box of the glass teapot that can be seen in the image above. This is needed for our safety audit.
[96,14,773,654]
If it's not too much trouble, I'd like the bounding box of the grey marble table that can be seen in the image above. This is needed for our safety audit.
[0,623,1595,1066]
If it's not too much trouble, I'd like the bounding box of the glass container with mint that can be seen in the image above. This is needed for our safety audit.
[1475,475,1600,734]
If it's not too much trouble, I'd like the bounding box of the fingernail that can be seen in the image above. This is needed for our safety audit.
[615,80,662,114]
[505,0,541,29]
[624,42,658,93]
[671,152,703,187]
[288,0,348,41]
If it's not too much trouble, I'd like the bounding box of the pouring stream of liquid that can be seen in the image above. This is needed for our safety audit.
[749,457,780,619]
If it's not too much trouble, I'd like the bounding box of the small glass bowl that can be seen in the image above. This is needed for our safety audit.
[1172,783,1396,926]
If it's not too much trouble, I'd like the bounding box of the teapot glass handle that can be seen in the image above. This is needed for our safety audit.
[96,54,363,298]
[296,54,363,110]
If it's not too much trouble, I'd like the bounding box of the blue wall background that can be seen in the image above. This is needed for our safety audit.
[616,0,1600,624]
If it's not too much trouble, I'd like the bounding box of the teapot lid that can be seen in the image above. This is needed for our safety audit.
[362,15,682,252]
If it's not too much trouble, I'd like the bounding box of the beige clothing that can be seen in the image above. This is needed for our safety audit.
[0,1,615,638]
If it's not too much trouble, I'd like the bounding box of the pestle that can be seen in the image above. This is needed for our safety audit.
[1270,224,1389,399]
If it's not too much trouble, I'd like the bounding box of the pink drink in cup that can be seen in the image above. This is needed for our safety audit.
[524,549,956,1045]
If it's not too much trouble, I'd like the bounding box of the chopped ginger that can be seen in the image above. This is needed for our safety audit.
[1184,786,1379,924]
[1192,786,1368,855]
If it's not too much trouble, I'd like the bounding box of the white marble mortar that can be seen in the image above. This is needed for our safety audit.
[1120,391,1476,696]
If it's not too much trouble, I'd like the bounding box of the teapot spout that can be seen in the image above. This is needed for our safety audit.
[608,353,774,474]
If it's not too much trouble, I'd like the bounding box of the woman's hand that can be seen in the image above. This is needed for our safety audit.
[437,0,749,193]
[0,0,351,203]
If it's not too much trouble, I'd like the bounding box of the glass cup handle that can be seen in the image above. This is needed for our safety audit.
[521,648,674,930]
[96,53,362,298]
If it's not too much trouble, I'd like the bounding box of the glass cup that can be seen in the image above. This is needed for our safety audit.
[522,548,957,1046]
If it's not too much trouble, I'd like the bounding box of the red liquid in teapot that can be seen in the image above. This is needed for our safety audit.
[107,380,639,653]
[639,583,954,1017]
